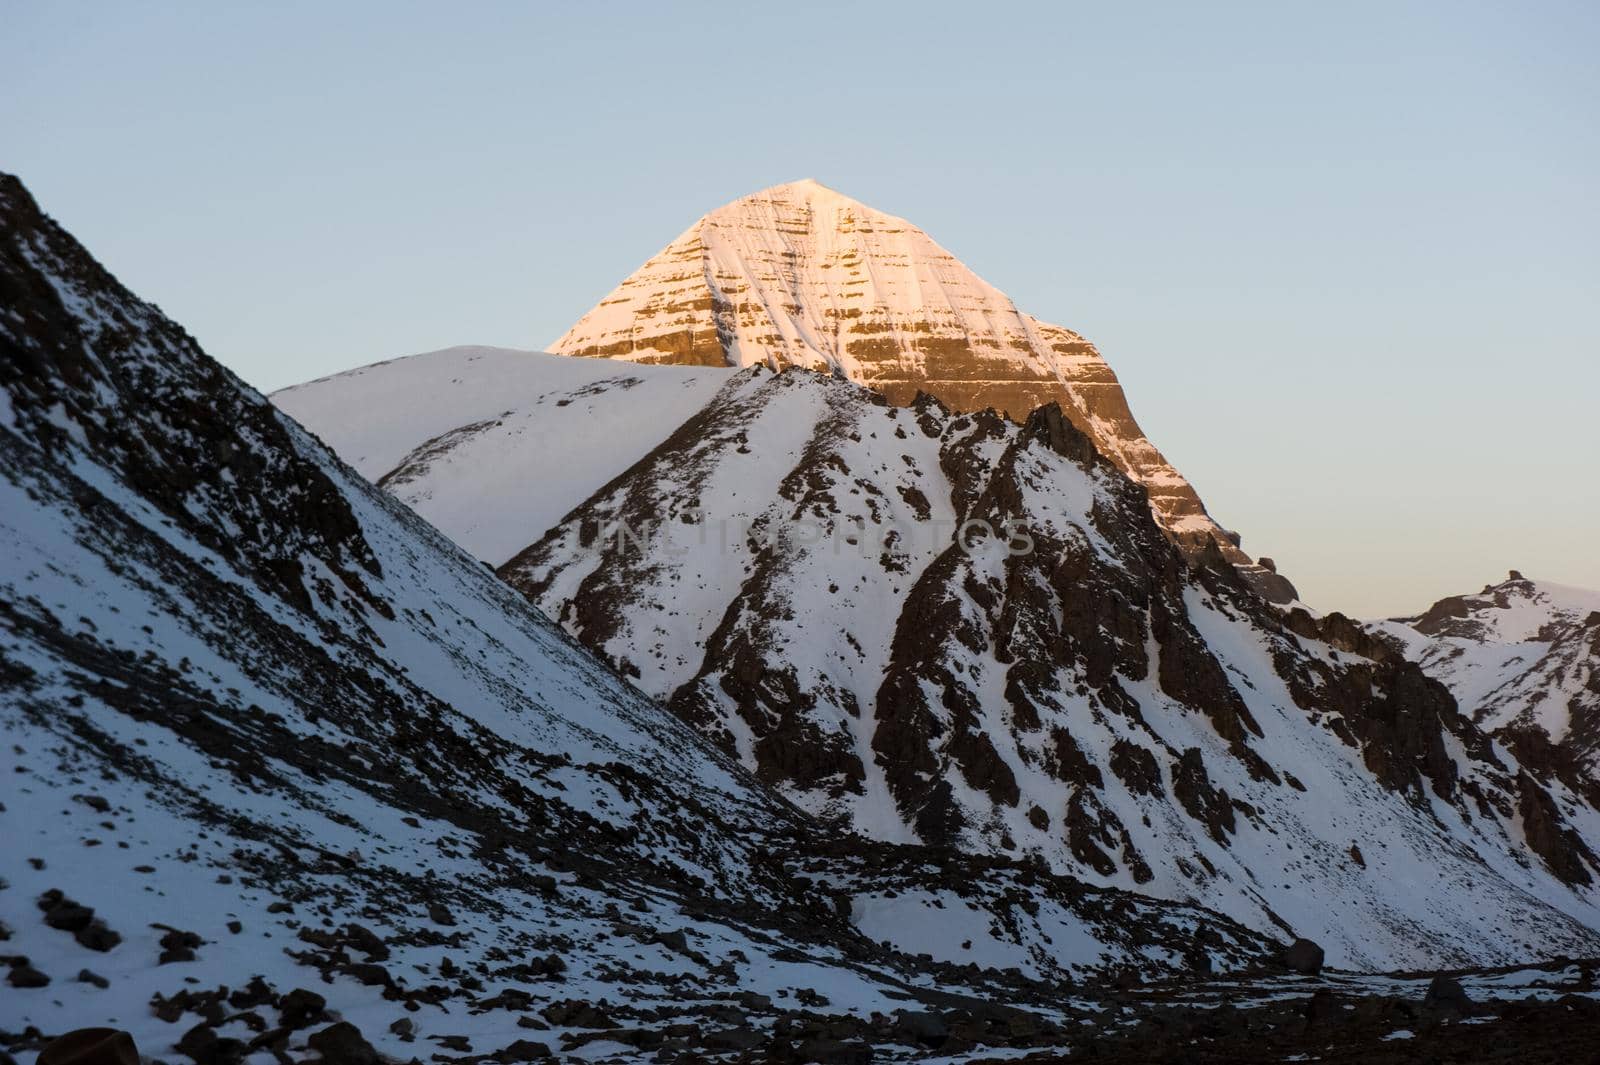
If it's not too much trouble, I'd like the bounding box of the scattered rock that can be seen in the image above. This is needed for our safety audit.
[892,1011,948,1048]
[1303,989,1339,1028]
[343,923,389,961]
[39,890,97,933]
[1424,975,1472,1015]
[307,1022,378,1065]
[77,968,110,989]
[245,1028,290,1056]
[1282,938,1324,974]
[496,1039,551,1062]
[540,1000,618,1029]
[176,1024,245,1065]
[703,1028,765,1052]
[278,988,328,1029]
[158,926,202,964]
[35,1028,139,1065]
[339,962,392,987]
[654,929,690,954]
[230,976,275,1009]
[75,919,122,952]
[795,1037,873,1064]
[7,961,50,988]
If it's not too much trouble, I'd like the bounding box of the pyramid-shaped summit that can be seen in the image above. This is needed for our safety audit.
[552,180,1288,596]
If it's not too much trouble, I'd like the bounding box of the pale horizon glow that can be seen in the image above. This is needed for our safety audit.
[3,1,1595,617]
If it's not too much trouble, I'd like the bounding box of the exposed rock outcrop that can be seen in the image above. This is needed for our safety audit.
[549,179,1294,601]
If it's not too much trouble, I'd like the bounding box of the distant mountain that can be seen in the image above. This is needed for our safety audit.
[1374,573,1600,788]
[550,179,1293,602]
[281,346,1600,971]
[274,346,731,565]
[1,174,1288,1059]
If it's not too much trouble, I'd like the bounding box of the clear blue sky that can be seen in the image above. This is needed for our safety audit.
[5,1,1596,617]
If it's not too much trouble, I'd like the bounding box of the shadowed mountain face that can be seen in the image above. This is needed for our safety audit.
[550,179,1294,602]
[2,174,1297,1057]
[281,345,1600,971]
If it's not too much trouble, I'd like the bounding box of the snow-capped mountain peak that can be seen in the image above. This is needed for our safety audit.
[3,170,1292,1061]
[549,180,1292,600]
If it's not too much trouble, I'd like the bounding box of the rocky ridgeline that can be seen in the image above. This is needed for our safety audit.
[1373,574,1600,792]
[549,179,1292,601]
[0,173,1314,1063]
[495,354,1600,969]
[8,169,1600,1060]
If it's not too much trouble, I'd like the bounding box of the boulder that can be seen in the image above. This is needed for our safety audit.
[336,923,388,960]
[338,962,392,987]
[893,1010,949,1048]
[703,1028,765,1052]
[35,1029,139,1065]
[42,897,96,934]
[278,987,328,1029]
[8,961,50,988]
[307,1023,378,1065]
[1423,975,1472,1015]
[496,1040,550,1062]
[1282,938,1324,974]
[75,920,122,952]
[175,1024,244,1065]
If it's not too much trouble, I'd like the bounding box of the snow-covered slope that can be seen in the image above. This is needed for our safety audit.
[274,346,732,565]
[1374,574,1600,782]
[279,344,1600,971]
[0,174,1290,1060]
[495,367,1600,971]
[549,179,1292,601]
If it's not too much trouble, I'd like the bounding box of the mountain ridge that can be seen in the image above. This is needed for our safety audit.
[2,172,1295,1061]
[548,179,1295,602]
[279,345,1600,971]
[1373,573,1600,790]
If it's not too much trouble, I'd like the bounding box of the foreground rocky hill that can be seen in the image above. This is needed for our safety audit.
[280,345,1600,973]
[0,174,1294,1062]
[548,179,1292,601]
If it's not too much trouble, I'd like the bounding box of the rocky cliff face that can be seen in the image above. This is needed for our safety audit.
[280,342,1600,970]
[2,173,1290,1059]
[550,180,1293,601]
[1374,574,1600,793]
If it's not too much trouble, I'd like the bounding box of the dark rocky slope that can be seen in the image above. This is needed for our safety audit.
[499,363,1600,970]
[0,173,1285,1062]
